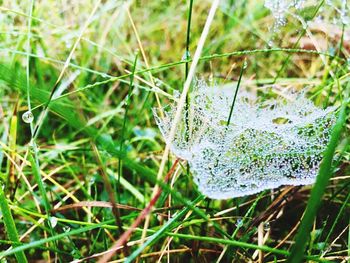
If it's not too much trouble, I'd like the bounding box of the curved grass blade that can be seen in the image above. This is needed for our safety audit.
[287,90,349,263]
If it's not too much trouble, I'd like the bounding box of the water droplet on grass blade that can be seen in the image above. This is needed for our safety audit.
[243,59,248,69]
[208,74,214,83]
[235,217,243,227]
[22,111,34,124]
[263,221,270,231]
[50,217,58,228]
[181,50,191,61]
[89,177,95,185]
[155,79,162,87]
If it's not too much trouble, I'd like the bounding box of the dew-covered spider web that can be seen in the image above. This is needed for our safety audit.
[264,0,349,29]
[154,80,336,199]
[264,0,305,27]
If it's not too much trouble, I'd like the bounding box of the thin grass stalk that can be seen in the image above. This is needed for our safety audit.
[118,52,138,201]
[25,0,35,135]
[227,60,246,126]
[184,0,194,178]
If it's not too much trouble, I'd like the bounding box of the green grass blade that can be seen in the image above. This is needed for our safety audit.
[0,219,115,258]
[166,233,331,262]
[28,147,51,213]
[125,195,205,263]
[118,52,138,201]
[0,185,28,263]
[28,146,59,255]
[287,94,348,263]
[227,60,246,126]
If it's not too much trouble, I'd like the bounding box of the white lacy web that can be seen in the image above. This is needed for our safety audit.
[264,0,305,27]
[154,80,336,199]
[264,0,350,28]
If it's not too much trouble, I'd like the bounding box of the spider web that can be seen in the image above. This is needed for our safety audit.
[154,80,336,199]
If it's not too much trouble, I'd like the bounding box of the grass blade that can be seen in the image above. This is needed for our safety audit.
[125,195,205,263]
[287,93,349,263]
[0,219,115,258]
[0,185,28,263]
[118,52,138,201]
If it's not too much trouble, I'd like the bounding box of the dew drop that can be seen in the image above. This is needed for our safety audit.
[173,90,180,99]
[263,221,270,231]
[235,217,243,227]
[181,50,191,61]
[341,14,350,25]
[22,111,34,124]
[64,40,72,49]
[155,79,162,87]
[89,177,95,185]
[50,216,58,228]
[243,59,248,69]
[208,74,214,83]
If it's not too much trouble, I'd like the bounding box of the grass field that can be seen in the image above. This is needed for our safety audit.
[0,0,349,262]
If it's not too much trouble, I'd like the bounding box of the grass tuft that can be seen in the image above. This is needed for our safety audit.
[0,0,349,262]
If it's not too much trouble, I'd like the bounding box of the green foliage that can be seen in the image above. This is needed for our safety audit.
[0,0,349,262]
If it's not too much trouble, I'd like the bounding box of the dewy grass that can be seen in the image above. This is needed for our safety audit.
[0,1,349,262]
[287,90,349,263]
